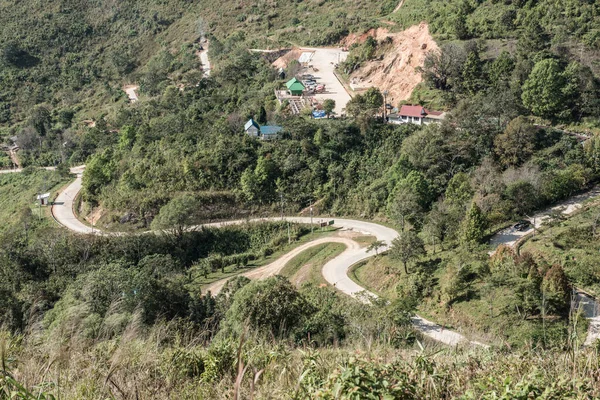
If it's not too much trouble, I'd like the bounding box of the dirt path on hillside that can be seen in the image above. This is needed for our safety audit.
[196,40,211,77]
[8,149,20,168]
[393,0,404,13]
[123,85,139,102]
[203,237,357,295]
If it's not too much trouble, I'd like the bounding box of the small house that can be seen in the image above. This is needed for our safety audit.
[260,125,283,140]
[37,193,50,206]
[388,105,446,126]
[244,119,260,137]
[244,119,283,140]
[286,78,305,96]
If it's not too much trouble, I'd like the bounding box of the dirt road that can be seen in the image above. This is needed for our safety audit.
[123,85,139,102]
[196,40,211,77]
[203,237,357,295]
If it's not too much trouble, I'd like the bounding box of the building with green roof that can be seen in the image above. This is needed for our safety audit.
[285,78,305,96]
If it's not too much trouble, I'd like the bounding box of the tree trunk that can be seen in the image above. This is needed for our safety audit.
[403,261,409,275]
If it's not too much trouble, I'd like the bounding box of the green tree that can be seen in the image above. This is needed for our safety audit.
[517,19,550,59]
[30,105,51,136]
[240,156,279,204]
[323,99,336,117]
[462,51,483,95]
[390,230,425,274]
[488,51,515,87]
[521,59,566,119]
[82,149,116,199]
[504,180,539,216]
[223,276,312,338]
[151,193,198,236]
[387,189,421,231]
[257,105,267,124]
[542,264,570,315]
[454,11,469,40]
[118,125,137,150]
[460,202,487,245]
[583,134,600,173]
[366,240,386,255]
[445,172,473,206]
[363,87,384,110]
[420,43,466,92]
[494,116,537,168]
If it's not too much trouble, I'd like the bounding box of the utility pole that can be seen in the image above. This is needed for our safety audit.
[382,90,388,122]
[280,193,284,221]
[310,201,314,235]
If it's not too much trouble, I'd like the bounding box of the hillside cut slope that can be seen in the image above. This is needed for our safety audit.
[345,23,437,104]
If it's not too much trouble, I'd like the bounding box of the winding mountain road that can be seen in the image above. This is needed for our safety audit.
[51,166,93,234]
[203,236,359,295]
[47,170,483,347]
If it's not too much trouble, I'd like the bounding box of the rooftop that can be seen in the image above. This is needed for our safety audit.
[260,125,283,135]
[244,119,259,130]
[398,105,445,118]
[286,77,305,91]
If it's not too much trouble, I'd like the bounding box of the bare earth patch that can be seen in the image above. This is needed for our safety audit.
[344,23,438,104]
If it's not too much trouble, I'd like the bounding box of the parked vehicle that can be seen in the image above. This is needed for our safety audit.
[513,220,531,231]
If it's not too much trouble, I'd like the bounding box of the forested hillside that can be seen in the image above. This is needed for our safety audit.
[3,0,600,398]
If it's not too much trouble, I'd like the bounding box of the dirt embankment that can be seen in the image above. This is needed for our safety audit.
[272,48,304,69]
[343,23,438,104]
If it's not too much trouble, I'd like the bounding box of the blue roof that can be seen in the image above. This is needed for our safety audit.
[312,110,326,119]
[244,119,259,131]
[260,125,283,135]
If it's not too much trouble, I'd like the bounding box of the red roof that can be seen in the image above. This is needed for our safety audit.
[399,105,443,118]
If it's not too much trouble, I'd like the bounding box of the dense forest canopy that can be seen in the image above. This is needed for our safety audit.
[2,0,600,398]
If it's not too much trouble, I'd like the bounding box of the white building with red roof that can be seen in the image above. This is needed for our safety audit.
[388,105,446,126]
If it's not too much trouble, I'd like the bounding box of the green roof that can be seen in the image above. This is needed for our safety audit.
[285,77,305,92]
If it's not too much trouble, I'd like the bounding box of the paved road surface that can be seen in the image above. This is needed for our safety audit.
[489,186,600,253]
[51,166,95,234]
[301,47,351,115]
[488,185,600,345]
[576,292,600,346]
[201,217,484,347]
[204,236,358,295]
[48,180,484,347]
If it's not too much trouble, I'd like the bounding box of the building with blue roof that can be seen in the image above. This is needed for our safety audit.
[244,119,283,140]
